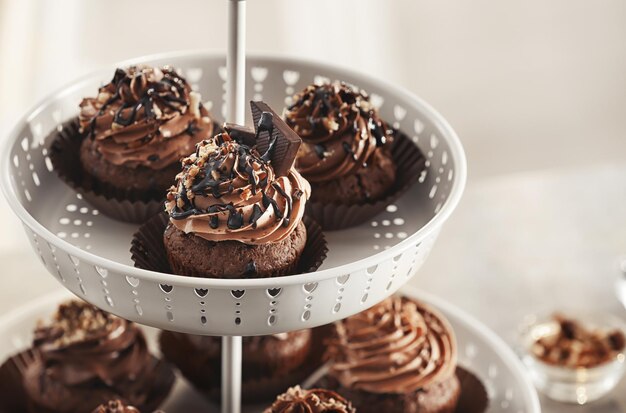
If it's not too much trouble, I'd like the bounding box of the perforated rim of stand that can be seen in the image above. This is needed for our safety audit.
[0,51,466,289]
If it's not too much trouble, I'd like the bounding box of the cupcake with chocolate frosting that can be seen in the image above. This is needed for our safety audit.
[285,82,424,230]
[50,65,215,222]
[149,102,326,279]
[325,296,460,413]
[159,329,326,404]
[10,300,174,413]
[264,386,355,413]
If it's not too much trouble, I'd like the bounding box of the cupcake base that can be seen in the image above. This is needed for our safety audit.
[324,374,460,413]
[131,213,327,278]
[305,130,425,231]
[164,220,307,278]
[79,138,181,199]
[309,150,396,204]
[47,119,163,223]
[318,367,487,413]
[159,326,330,404]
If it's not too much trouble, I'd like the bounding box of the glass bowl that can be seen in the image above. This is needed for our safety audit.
[520,312,626,404]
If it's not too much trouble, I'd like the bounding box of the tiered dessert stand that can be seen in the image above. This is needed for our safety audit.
[0,2,468,412]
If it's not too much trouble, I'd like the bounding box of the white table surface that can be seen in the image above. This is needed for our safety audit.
[0,163,625,412]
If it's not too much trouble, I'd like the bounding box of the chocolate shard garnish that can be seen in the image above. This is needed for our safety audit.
[250,101,301,176]
[223,123,256,147]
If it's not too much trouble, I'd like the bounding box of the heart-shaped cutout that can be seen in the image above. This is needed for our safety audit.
[369,93,384,109]
[303,282,318,294]
[160,284,173,294]
[195,288,209,298]
[185,68,203,83]
[251,66,268,82]
[126,276,140,288]
[231,289,245,299]
[336,275,350,285]
[95,266,108,278]
[283,70,300,85]
[313,75,330,86]
[267,288,282,298]
[394,105,407,121]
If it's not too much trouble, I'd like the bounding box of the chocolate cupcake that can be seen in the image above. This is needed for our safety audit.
[159,103,318,279]
[263,386,355,413]
[325,296,460,413]
[9,300,174,413]
[50,65,214,222]
[159,329,324,403]
[285,82,424,230]
[286,81,395,204]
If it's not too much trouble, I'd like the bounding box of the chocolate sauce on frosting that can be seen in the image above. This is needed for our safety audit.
[165,132,310,245]
[327,296,457,394]
[285,82,393,183]
[79,65,214,170]
[264,386,355,413]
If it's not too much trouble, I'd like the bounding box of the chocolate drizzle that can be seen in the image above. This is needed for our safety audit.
[79,65,214,170]
[165,130,310,245]
[285,81,394,183]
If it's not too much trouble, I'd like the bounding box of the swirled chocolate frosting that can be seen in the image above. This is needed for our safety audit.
[285,82,393,183]
[264,386,355,413]
[92,400,141,413]
[79,65,214,169]
[327,296,457,394]
[165,133,310,245]
[23,301,155,406]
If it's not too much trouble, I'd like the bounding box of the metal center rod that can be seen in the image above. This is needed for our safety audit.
[223,1,246,413]
[222,335,243,413]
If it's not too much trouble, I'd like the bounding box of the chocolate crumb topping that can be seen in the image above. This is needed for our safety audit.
[92,400,141,413]
[165,133,310,245]
[264,386,355,413]
[285,81,393,183]
[79,65,214,170]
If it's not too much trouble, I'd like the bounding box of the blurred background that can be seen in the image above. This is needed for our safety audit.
[0,1,625,409]
[2,0,626,179]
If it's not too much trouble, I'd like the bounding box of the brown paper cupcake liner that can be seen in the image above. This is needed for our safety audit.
[454,366,489,413]
[306,131,426,231]
[131,212,328,278]
[47,118,168,224]
[0,349,37,413]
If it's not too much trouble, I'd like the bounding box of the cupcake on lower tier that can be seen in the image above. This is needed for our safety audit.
[154,102,326,279]
[325,296,460,413]
[159,329,325,403]
[0,300,174,413]
[285,81,424,230]
[263,386,355,413]
[50,65,215,222]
